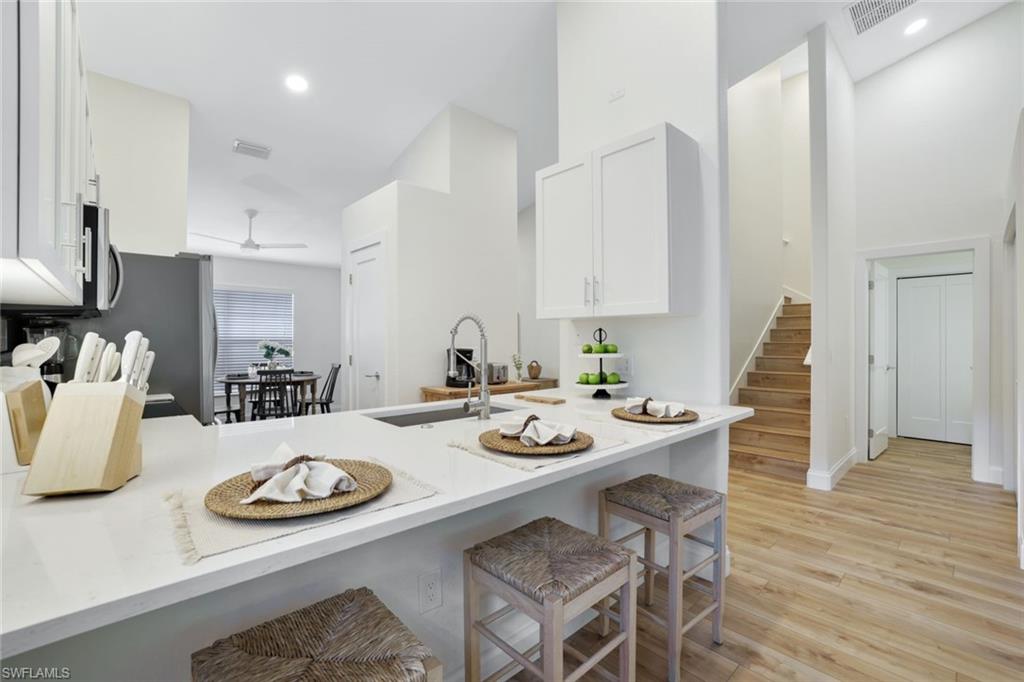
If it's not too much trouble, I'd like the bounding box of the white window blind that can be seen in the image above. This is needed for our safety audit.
[214,289,294,392]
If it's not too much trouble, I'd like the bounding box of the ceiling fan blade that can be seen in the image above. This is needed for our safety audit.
[190,232,244,246]
[258,243,309,249]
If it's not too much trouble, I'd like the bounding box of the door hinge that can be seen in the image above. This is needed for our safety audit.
[868,280,875,290]
[349,274,353,285]
[348,354,353,366]
[868,428,875,438]
[868,354,875,365]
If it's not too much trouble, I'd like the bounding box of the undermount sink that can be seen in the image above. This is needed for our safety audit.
[370,405,511,427]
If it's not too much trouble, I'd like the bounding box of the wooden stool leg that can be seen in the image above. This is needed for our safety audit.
[619,555,638,682]
[712,499,726,645]
[643,527,656,607]
[667,515,684,682]
[542,596,564,681]
[463,554,481,682]
[598,491,613,637]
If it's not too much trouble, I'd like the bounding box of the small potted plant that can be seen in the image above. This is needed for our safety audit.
[257,340,292,369]
[511,353,524,382]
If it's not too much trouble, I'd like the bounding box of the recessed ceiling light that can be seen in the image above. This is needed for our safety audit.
[904,18,927,36]
[284,74,309,93]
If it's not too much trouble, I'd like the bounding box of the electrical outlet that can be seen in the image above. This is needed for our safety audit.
[622,356,632,379]
[418,570,443,613]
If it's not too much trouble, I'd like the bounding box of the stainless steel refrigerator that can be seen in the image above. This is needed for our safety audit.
[64,252,216,424]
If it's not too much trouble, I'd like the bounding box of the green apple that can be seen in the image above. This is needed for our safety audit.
[605,343,618,353]
[578,372,589,384]
[607,372,621,384]
[592,343,606,354]
[581,344,593,354]
[587,373,601,385]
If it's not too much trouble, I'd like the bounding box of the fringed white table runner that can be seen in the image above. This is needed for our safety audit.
[448,434,624,471]
[165,460,438,565]
[584,408,721,433]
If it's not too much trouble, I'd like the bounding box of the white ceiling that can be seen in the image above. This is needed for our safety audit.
[79,1,557,267]
[726,0,1013,85]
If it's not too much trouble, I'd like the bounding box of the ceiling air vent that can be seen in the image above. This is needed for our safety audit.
[845,0,918,35]
[232,139,272,160]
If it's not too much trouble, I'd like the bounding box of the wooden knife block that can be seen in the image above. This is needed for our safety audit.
[5,380,48,466]
[23,382,145,496]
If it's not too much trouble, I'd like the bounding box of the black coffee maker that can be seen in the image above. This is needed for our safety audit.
[445,348,476,388]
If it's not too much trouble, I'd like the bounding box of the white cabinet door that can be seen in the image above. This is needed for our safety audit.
[592,126,669,316]
[896,274,973,444]
[897,277,947,441]
[944,274,973,444]
[535,157,594,319]
[15,0,82,303]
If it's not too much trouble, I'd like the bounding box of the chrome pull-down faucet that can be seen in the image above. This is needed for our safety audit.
[447,313,489,419]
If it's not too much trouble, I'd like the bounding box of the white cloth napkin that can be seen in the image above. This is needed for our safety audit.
[499,414,577,446]
[241,443,357,504]
[625,396,687,418]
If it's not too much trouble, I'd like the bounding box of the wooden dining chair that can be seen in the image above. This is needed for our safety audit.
[251,369,296,420]
[303,363,341,414]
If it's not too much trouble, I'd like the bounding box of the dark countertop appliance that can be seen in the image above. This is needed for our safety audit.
[445,347,476,388]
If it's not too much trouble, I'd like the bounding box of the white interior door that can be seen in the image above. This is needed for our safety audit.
[350,241,386,410]
[944,274,973,444]
[868,262,890,458]
[897,277,946,440]
[896,274,973,444]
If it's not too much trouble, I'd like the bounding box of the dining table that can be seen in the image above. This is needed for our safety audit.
[216,372,322,422]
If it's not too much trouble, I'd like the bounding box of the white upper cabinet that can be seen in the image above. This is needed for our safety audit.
[535,123,700,319]
[3,0,91,305]
[535,156,594,319]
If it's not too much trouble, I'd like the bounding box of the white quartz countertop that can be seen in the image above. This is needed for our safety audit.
[0,390,751,656]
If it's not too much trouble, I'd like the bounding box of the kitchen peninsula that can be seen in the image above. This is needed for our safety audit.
[1,390,750,677]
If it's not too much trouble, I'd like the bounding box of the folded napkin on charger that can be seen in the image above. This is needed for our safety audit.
[241,443,357,504]
[499,414,577,446]
[625,396,687,418]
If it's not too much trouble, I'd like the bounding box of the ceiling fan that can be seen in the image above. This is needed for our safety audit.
[190,209,308,251]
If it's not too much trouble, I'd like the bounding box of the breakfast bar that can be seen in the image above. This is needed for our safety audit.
[1,390,750,678]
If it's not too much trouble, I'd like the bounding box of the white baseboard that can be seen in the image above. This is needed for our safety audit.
[730,295,787,403]
[782,285,812,303]
[987,465,1003,486]
[806,447,857,490]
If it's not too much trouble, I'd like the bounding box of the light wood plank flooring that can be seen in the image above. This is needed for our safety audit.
[513,437,1022,681]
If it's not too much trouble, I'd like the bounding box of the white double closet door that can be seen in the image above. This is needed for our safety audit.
[896,274,973,444]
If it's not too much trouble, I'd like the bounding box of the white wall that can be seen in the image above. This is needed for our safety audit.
[807,24,857,490]
[516,205,560,379]
[212,255,342,385]
[782,71,811,296]
[555,1,729,489]
[728,63,784,387]
[88,72,189,257]
[341,106,518,407]
[855,3,1023,484]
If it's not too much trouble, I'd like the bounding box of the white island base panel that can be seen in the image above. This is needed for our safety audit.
[2,391,750,679]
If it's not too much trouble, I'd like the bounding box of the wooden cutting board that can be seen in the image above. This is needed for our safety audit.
[514,394,566,405]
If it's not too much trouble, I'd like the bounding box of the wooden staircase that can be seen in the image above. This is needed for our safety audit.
[731,300,811,469]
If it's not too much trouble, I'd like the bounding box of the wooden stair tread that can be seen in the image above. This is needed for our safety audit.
[739,386,809,395]
[737,403,810,415]
[731,422,809,437]
[730,443,809,464]
[748,370,809,377]
[758,354,807,359]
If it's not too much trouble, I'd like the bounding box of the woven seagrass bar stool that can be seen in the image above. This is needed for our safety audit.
[464,516,639,681]
[598,474,726,682]
[191,587,442,681]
